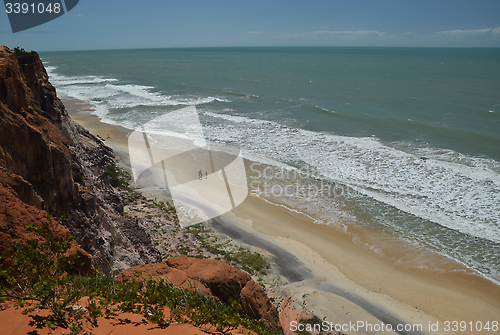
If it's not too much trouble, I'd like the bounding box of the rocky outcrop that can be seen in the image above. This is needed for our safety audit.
[0,46,161,274]
[116,255,282,330]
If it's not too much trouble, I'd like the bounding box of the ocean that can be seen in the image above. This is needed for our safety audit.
[40,47,500,285]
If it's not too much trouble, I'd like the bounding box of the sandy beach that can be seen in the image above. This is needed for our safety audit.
[63,95,500,335]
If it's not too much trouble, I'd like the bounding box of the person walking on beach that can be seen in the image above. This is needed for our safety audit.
[198,169,203,180]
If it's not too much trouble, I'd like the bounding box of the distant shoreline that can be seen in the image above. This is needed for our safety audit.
[62,94,500,335]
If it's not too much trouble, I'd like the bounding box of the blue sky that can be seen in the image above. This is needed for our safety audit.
[1,0,500,51]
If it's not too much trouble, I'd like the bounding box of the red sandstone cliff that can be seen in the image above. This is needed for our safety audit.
[0,46,161,274]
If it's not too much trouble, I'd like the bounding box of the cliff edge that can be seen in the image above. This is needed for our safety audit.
[0,46,161,274]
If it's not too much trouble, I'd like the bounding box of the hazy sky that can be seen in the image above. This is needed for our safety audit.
[1,0,500,51]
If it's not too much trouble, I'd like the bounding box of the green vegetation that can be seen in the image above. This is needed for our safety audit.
[186,224,269,276]
[13,47,35,56]
[124,193,269,277]
[227,247,269,276]
[0,220,282,335]
[146,197,176,213]
[104,163,119,187]
[0,222,87,330]
[105,162,131,189]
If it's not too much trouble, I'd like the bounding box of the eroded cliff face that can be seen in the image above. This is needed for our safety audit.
[0,46,161,274]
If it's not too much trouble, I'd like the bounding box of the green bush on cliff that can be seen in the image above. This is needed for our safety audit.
[13,47,35,56]
[186,224,270,276]
[0,221,282,335]
[228,248,269,276]
[105,162,131,190]
[0,222,89,330]
[105,163,120,187]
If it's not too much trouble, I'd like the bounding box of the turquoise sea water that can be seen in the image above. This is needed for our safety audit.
[41,47,500,284]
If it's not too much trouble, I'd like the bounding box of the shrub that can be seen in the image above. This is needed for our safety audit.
[0,222,86,330]
[186,224,270,276]
[0,222,282,334]
[13,47,35,56]
[105,162,131,189]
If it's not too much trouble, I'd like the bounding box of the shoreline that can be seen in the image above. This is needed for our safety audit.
[63,95,500,335]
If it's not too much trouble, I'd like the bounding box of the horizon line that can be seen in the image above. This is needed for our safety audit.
[36,45,500,53]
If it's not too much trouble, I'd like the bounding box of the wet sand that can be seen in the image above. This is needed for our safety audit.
[226,196,500,334]
[63,95,500,335]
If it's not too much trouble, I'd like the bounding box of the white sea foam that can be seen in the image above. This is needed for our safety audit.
[49,67,500,244]
[199,110,500,282]
[200,110,500,244]
[46,66,500,283]
[47,68,118,86]
[46,69,229,125]
[54,76,118,86]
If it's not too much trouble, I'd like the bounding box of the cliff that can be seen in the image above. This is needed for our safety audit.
[0,46,284,334]
[0,46,161,274]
